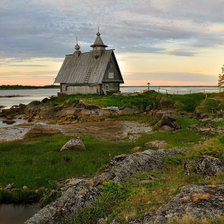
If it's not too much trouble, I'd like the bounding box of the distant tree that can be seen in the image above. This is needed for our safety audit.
[218,65,224,91]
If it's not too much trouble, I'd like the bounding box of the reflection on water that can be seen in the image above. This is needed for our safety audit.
[0,204,39,224]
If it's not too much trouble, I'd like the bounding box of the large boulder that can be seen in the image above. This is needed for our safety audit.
[60,138,86,152]
[143,184,224,224]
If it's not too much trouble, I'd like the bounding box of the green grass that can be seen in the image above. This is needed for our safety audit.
[0,130,201,190]
[46,92,163,109]
[0,127,203,204]
[0,135,136,190]
[136,129,202,149]
[196,98,224,113]
[110,114,159,125]
[170,93,205,112]
[176,116,207,128]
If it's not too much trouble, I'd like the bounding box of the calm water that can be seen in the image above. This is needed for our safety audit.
[0,86,220,108]
[0,204,39,224]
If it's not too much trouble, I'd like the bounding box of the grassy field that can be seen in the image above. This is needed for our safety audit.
[0,127,204,204]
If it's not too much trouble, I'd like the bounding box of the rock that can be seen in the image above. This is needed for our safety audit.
[156,114,180,129]
[197,127,212,134]
[160,125,174,132]
[26,149,184,224]
[60,138,86,152]
[131,146,141,153]
[93,148,184,185]
[195,111,209,119]
[157,98,176,109]
[2,119,16,125]
[143,184,224,224]
[1,104,26,117]
[41,98,50,103]
[28,101,41,106]
[5,184,14,190]
[144,140,168,149]
[24,123,62,138]
[194,156,224,177]
[25,179,101,224]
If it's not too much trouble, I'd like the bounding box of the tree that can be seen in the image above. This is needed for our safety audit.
[218,65,224,90]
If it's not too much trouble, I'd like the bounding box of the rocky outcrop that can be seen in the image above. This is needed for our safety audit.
[93,149,184,185]
[24,123,62,138]
[0,104,26,118]
[25,149,184,224]
[25,179,101,224]
[194,156,224,177]
[60,138,86,152]
[143,184,224,224]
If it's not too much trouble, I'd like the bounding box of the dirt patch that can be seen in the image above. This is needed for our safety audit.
[56,120,152,141]
[0,119,152,142]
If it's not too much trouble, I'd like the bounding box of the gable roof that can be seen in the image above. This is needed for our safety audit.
[55,50,114,84]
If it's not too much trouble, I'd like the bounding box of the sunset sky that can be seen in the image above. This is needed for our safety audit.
[0,0,224,86]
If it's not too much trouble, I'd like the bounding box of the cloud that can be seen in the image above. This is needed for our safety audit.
[124,72,217,83]
[0,0,224,60]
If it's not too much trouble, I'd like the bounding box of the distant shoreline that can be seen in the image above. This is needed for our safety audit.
[0,85,59,90]
[0,85,218,90]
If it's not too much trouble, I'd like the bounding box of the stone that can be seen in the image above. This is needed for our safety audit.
[144,140,168,149]
[156,114,180,129]
[194,156,224,177]
[197,127,212,134]
[5,184,14,190]
[160,125,174,131]
[143,184,224,224]
[2,119,16,125]
[157,98,176,109]
[131,146,141,153]
[60,138,86,152]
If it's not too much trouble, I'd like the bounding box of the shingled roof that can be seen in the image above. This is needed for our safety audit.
[55,50,114,84]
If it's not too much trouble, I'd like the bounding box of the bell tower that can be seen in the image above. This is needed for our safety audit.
[90,30,108,58]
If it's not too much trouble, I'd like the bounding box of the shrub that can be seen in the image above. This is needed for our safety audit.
[189,138,224,159]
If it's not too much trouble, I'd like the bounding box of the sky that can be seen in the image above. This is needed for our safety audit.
[0,0,224,86]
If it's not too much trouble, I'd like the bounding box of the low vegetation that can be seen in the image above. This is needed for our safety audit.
[64,161,224,224]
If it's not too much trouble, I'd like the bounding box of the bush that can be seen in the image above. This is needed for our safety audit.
[189,138,224,159]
